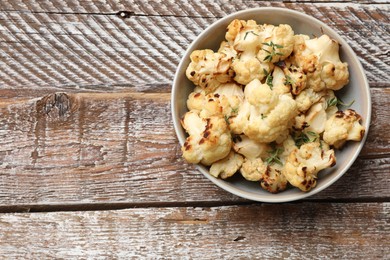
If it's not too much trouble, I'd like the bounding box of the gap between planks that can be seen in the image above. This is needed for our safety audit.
[1,197,390,214]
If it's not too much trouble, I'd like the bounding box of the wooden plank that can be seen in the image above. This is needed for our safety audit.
[0,2,388,93]
[0,90,388,208]
[0,203,389,258]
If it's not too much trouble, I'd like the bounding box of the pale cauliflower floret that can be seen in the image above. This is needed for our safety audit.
[210,151,244,179]
[228,99,251,135]
[293,91,338,132]
[232,58,272,85]
[292,34,349,91]
[244,78,278,115]
[240,157,267,181]
[271,66,290,95]
[240,158,288,193]
[323,109,365,149]
[186,49,234,92]
[244,94,298,143]
[295,88,323,113]
[181,111,232,166]
[283,141,336,191]
[233,135,270,159]
[257,24,294,63]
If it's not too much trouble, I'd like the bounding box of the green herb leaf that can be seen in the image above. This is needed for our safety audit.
[284,75,295,86]
[244,31,259,40]
[327,97,355,109]
[263,69,273,89]
[293,131,318,148]
[265,145,284,166]
[261,114,267,119]
[261,41,284,63]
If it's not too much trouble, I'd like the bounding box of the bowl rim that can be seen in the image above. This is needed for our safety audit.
[171,7,372,203]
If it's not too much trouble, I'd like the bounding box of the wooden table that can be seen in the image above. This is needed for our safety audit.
[0,0,389,258]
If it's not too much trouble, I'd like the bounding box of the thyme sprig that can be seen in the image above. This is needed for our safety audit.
[284,75,295,86]
[265,145,284,166]
[263,69,273,89]
[327,97,355,108]
[262,42,284,62]
[294,131,318,148]
[244,31,259,40]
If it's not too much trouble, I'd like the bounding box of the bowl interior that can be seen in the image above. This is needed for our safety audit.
[171,8,371,202]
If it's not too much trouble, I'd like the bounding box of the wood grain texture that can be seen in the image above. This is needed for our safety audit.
[0,1,389,93]
[0,90,388,208]
[0,203,389,259]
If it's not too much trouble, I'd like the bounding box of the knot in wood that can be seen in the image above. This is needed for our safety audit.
[37,93,71,119]
[116,11,135,19]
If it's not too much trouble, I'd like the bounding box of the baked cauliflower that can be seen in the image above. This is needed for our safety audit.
[291,34,349,91]
[180,19,366,194]
[210,151,244,179]
[181,111,232,166]
[186,49,235,92]
[240,157,288,193]
[283,141,336,191]
[323,109,365,149]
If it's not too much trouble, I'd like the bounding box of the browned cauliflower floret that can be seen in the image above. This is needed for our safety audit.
[283,65,307,95]
[186,83,244,119]
[257,24,295,63]
[186,49,234,92]
[282,141,336,191]
[181,111,232,166]
[323,109,365,149]
[240,158,288,193]
[291,34,349,91]
[210,151,244,179]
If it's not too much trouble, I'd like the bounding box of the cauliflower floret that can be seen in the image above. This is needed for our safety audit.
[210,151,244,179]
[181,111,232,166]
[226,20,273,85]
[233,135,270,159]
[228,99,251,135]
[244,78,278,115]
[283,65,307,95]
[271,66,290,95]
[323,109,365,149]
[225,19,261,44]
[295,88,323,113]
[291,34,349,91]
[257,24,295,63]
[283,141,336,191]
[260,165,288,193]
[244,94,298,143]
[232,57,272,85]
[187,83,244,119]
[240,158,288,193]
[186,49,234,92]
[240,157,267,181]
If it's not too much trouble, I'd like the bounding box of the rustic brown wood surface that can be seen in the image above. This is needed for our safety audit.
[0,0,389,258]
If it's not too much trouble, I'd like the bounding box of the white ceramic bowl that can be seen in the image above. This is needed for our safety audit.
[171,7,371,203]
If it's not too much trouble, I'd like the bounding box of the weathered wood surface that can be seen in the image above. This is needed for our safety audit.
[0,203,389,259]
[0,0,389,258]
[0,0,389,94]
[0,90,389,209]
[0,0,389,208]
